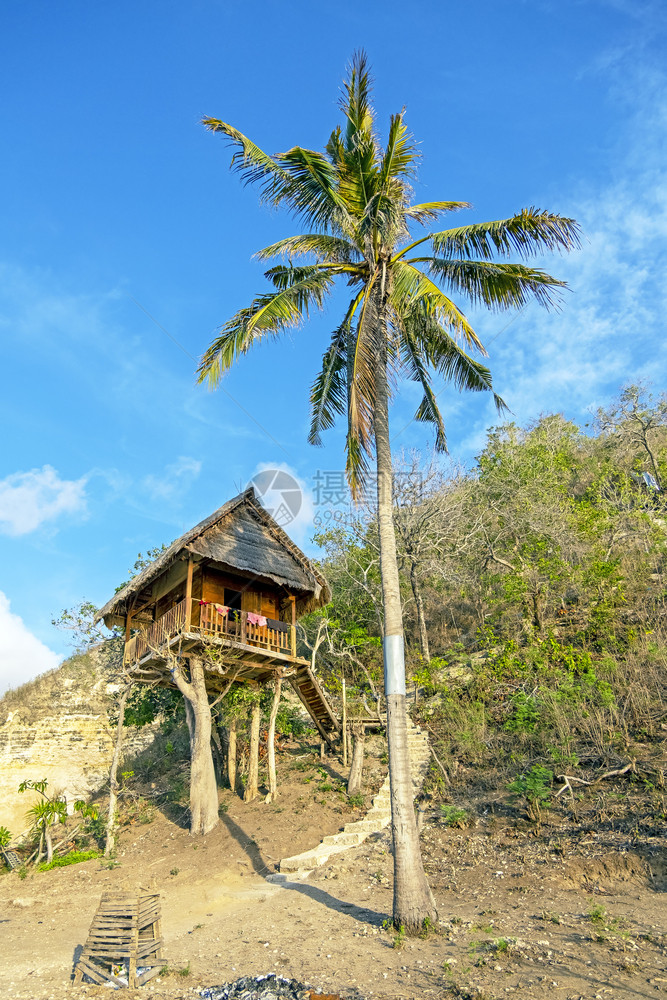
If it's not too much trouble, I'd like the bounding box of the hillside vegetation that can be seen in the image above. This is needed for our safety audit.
[304,385,667,828]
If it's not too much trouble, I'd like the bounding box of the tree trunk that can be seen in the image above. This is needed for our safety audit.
[244,698,261,802]
[228,718,237,793]
[173,658,219,835]
[45,824,53,864]
[409,562,430,662]
[347,723,365,797]
[215,719,230,787]
[374,327,437,933]
[105,683,130,857]
[265,675,282,803]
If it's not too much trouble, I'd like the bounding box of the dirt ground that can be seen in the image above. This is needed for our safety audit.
[1,739,666,1000]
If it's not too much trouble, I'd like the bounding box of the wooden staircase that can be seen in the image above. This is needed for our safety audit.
[289,666,340,743]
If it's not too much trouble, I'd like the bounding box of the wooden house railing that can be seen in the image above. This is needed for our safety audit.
[124,599,296,664]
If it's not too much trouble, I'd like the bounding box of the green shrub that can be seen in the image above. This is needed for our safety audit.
[37,850,99,871]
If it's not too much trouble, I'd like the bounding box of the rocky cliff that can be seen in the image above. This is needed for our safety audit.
[0,647,154,840]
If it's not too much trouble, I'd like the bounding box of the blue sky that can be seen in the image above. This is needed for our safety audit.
[1,0,665,692]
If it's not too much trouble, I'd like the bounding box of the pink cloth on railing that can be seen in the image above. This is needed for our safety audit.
[246,612,267,627]
[214,604,230,616]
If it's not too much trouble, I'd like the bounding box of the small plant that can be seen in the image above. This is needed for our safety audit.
[586,901,627,941]
[392,924,406,950]
[99,856,121,870]
[347,792,365,807]
[588,902,607,926]
[419,916,436,939]
[0,826,12,848]
[177,963,191,977]
[440,805,471,829]
[17,864,28,880]
[541,910,562,924]
[170,868,180,876]
[508,765,553,824]
[491,937,514,955]
[472,921,494,934]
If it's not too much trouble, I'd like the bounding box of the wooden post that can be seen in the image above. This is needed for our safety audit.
[289,595,297,658]
[240,610,247,644]
[184,555,194,630]
[124,606,133,665]
[342,674,348,768]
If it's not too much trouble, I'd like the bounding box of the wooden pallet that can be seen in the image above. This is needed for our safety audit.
[73,891,164,988]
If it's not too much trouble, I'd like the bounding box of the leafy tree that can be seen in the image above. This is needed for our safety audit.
[596,383,667,491]
[198,52,579,931]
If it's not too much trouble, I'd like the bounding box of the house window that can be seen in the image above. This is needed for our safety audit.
[224,589,243,612]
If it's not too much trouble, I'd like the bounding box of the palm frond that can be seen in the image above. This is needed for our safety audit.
[263,263,355,289]
[345,289,379,496]
[403,304,507,411]
[197,270,336,386]
[277,146,350,231]
[412,258,568,310]
[255,234,360,263]
[377,112,418,189]
[404,200,471,225]
[399,328,447,451]
[390,259,485,353]
[340,50,376,146]
[430,208,581,260]
[201,119,290,203]
[309,294,363,445]
[345,427,372,502]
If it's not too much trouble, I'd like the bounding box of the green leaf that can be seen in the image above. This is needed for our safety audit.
[430,208,581,260]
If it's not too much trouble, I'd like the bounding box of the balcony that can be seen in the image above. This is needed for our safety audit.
[123,598,300,675]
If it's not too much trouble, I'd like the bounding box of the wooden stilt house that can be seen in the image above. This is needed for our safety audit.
[97,488,339,741]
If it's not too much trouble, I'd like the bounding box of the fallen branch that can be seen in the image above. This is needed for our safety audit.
[556,761,635,798]
[429,746,451,787]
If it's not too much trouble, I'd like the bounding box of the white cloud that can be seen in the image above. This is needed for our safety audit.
[0,592,60,696]
[142,456,202,501]
[0,465,88,536]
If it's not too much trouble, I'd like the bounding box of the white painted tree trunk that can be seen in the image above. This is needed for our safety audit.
[374,328,437,932]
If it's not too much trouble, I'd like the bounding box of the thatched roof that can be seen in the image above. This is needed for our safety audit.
[97,488,330,627]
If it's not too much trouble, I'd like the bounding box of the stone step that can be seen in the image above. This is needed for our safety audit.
[279,724,431,874]
[321,831,366,847]
[343,817,388,834]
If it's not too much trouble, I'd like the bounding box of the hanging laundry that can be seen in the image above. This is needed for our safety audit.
[214,604,230,616]
[246,612,267,627]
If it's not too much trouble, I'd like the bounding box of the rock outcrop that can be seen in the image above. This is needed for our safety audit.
[0,647,153,839]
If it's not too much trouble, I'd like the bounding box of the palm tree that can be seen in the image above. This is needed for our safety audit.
[198,52,580,931]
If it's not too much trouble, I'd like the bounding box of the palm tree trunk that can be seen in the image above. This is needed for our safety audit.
[374,331,437,933]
